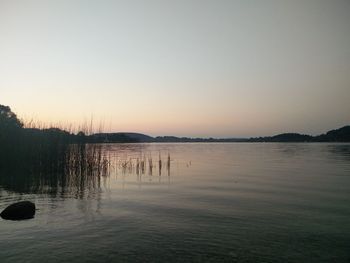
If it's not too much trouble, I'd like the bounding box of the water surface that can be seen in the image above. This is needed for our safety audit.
[1,143,350,262]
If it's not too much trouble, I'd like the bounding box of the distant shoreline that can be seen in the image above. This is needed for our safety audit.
[1,104,349,174]
[1,104,349,143]
[90,126,350,143]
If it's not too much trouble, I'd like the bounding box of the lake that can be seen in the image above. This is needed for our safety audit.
[0,143,350,262]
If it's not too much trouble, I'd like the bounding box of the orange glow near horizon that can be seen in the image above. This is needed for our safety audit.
[1,0,349,137]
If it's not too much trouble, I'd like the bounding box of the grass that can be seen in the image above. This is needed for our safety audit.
[0,104,172,195]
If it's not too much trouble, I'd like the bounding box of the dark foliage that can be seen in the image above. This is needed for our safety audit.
[88,133,142,143]
[0,104,23,130]
[315,126,350,142]
[0,103,349,180]
[0,104,107,176]
[248,133,313,142]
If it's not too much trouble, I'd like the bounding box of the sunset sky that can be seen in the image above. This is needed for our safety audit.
[1,0,349,137]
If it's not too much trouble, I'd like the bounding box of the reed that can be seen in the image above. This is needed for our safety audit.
[148,155,153,175]
[1,105,173,195]
[167,153,171,176]
[158,152,162,176]
[0,106,111,178]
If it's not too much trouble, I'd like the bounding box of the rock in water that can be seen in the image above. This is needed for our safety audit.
[0,201,36,220]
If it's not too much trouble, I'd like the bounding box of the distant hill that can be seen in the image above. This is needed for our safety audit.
[2,102,348,152]
[154,136,246,143]
[249,133,313,142]
[87,125,350,143]
[315,125,350,142]
[248,126,350,142]
[89,132,155,143]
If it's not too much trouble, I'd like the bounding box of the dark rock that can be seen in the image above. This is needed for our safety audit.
[0,201,36,220]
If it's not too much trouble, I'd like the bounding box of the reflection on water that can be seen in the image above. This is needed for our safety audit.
[0,143,350,263]
[0,144,172,197]
[326,144,350,161]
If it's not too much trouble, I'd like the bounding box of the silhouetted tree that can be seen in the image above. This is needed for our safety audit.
[0,104,23,132]
[0,104,24,146]
[0,104,24,170]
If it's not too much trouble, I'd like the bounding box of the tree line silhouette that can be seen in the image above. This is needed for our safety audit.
[1,103,349,175]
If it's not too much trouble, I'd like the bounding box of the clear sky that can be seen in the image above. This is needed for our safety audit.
[1,0,349,137]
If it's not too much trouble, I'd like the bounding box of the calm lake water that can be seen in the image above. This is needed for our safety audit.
[0,143,350,262]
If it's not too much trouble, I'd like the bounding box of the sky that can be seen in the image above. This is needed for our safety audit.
[1,0,349,137]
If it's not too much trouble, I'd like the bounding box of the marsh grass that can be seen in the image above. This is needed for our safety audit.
[0,111,114,195]
[0,105,172,195]
[110,152,171,177]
